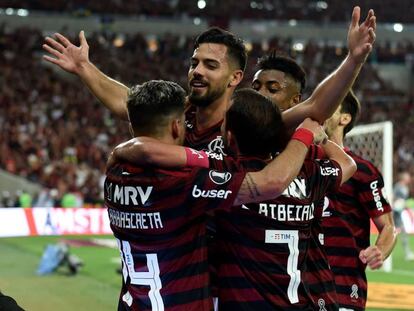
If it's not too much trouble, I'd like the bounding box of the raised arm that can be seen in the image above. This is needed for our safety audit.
[320,140,357,185]
[359,212,397,269]
[282,6,376,129]
[43,31,129,120]
[234,118,326,205]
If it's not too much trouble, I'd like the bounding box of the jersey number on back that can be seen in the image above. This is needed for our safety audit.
[117,239,164,310]
[265,230,300,304]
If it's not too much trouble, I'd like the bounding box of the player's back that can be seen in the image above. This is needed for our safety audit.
[322,149,391,310]
[105,161,244,311]
[217,156,341,311]
[302,144,339,311]
[305,218,339,311]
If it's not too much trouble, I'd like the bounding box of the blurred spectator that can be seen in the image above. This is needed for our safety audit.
[2,0,414,23]
[18,191,32,208]
[33,188,59,207]
[1,191,17,207]
[393,171,414,260]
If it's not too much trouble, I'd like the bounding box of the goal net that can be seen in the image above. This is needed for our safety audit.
[344,121,393,272]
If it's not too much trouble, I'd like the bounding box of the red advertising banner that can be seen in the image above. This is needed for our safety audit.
[0,208,111,237]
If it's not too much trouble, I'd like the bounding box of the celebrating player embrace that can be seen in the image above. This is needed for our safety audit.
[39,4,393,311]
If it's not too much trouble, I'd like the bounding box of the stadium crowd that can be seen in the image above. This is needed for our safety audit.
[0,25,413,207]
[2,0,414,24]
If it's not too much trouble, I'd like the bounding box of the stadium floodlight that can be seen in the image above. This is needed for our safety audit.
[293,42,304,52]
[393,23,403,33]
[289,19,297,27]
[17,9,29,17]
[5,8,14,15]
[197,0,206,9]
[316,1,328,10]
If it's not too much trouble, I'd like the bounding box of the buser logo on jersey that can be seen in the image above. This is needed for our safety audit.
[370,180,384,212]
[192,185,232,199]
[320,166,339,176]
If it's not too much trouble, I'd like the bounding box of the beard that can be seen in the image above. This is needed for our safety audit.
[188,84,227,107]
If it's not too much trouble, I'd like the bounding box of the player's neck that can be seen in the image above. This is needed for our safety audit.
[329,130,345,148]
[134,132,180,146]
[195,97,228,131]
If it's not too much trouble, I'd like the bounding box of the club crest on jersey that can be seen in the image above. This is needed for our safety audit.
[208,136,226,155]
[209,170,232,185]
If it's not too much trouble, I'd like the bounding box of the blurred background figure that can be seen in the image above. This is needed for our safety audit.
[393,171,414,260]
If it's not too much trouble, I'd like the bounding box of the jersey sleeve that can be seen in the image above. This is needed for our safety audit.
[306,144,326,160]
[303,159,342,201]
[356,163,392,218]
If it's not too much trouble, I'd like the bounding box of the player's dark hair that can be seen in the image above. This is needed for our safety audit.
[256,50,306,93]
[194,27,247,71]
[226,88,288,156]
[341,89,361,137]
[127,80,186,135]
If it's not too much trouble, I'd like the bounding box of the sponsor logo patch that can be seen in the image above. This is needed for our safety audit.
[320,166,339,176]
[209,170,232,185]
[370,180,384,212]
[192,185,232,199]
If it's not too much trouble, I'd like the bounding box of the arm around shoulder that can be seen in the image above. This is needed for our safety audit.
[234,118,323,205]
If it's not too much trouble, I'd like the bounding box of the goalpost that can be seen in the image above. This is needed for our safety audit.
[344,121,394,272]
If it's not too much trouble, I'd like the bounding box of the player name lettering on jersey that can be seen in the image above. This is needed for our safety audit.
[258,202,315,221]
[108,208,163,229]
[281,177,307,199]
[192,185,232,199]
[106,182,153,206]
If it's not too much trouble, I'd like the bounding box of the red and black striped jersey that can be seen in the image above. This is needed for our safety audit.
[216,156,342,311]
[322,149,392,311]
[304,219,339,311]
[184,105,225,154]
[105,161,245,311]
[303,145,338,311]
[184,104,228,298]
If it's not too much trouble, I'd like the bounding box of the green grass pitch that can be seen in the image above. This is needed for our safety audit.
[0,234,413,311]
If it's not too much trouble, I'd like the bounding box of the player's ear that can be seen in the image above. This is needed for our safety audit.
[172,118,180,140]
[291,93,302,107]
[340,113,352,126]
[229,69,243,88]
